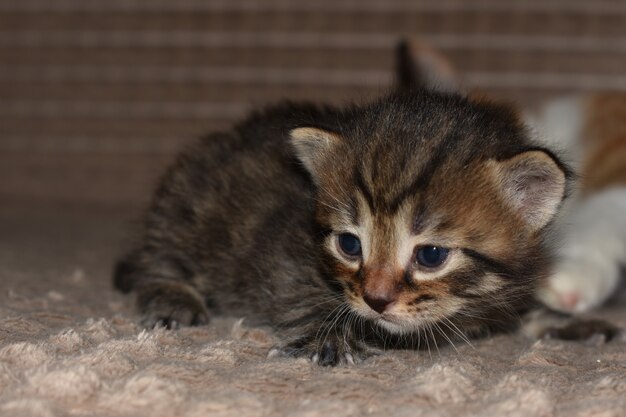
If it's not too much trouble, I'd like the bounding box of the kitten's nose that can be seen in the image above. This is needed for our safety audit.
[363,293,395,314]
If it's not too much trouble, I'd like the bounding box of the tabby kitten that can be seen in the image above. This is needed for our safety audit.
[114,45,569,365]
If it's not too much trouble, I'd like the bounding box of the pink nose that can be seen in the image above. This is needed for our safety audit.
[363,293,395,314]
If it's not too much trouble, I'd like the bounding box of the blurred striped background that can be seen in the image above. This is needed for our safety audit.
[1,0,625,206]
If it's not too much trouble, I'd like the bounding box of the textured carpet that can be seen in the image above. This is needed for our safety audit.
[1,201,625,417]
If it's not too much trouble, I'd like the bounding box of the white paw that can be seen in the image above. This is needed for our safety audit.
[541,188,626,313]
[539,259,621,313]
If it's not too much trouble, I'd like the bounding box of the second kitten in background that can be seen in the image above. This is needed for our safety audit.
[529,95,626,313]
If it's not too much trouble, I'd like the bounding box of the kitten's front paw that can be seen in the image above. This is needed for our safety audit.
[135,281,209,329]
[311,340,360,366]
[268,335,373,366]
[541,319,622,345]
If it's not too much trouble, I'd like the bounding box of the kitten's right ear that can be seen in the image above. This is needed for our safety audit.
[289,127,341,183]
[395,39,459,93]
[489,150,567,231]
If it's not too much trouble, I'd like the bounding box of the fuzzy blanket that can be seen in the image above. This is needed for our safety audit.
[1,202,625,417]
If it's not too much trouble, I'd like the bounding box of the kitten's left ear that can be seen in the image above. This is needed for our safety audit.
[289,127,342,184]
[489,150,567,231]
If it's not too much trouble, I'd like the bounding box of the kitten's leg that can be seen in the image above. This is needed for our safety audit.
[523,309,622,345]
[114,251,209,329]
[269,330,377,366]
[539,188,626,313]
[267,305,378,366]
[135,279,209,329]
[542,319,621,344]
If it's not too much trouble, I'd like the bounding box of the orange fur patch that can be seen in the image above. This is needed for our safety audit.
[582,93,626,193]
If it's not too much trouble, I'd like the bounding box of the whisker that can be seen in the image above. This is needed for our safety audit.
[434,321,458,353]
[423,325,432,359]
[315,302,347,345]
[320,303,351,351]
[427,323,441,356]
[443,317,474,348]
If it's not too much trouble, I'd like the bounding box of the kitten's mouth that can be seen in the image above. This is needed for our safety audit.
[350,300,420,332]
[352,303,433,334]
[351,299,406,323]
[377,312,408,329]
[375,314,406,334]
[379,313,399,323]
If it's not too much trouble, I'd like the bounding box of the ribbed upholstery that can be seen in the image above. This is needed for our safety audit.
[2,0,625,205]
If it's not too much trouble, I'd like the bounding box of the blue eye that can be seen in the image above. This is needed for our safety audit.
[337,233,362,257]
[416,246,449,268]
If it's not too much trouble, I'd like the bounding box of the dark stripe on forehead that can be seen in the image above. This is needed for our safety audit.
[387,133,459,212]
[412,204,427,235]
[354,167,376,212]
[346,196,359,225]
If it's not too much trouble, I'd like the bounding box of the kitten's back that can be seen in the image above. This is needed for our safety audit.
[581,93,626,193]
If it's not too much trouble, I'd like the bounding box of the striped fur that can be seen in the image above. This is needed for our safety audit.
[114,84,569,365]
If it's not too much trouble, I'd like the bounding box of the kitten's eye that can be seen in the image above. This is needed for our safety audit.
[337,233,362,258]
[416,246,449,269]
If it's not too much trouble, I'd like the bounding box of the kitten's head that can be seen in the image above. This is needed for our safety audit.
[289,44,569,336]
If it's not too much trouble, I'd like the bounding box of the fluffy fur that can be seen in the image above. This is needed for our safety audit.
[114,47,570,365]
